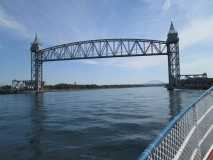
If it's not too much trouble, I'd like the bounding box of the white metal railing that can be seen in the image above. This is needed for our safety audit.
[138,86,213,160]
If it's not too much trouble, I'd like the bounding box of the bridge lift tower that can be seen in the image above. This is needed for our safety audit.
[30,23,180,92]
[31,35,43,92]
[166,22,180,89]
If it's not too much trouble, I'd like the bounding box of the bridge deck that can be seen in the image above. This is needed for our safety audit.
[38,39,168,62]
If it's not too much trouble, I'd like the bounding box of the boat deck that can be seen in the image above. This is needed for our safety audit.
[207,149,213,160]
[204,146,213,160]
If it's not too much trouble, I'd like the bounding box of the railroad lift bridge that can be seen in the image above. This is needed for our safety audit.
[31,23,181,92]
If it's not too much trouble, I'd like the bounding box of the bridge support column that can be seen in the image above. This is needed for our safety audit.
[167,22,180,90]
[31,35,43,92]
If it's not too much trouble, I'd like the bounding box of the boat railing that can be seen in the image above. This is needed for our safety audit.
[138,86,213,160]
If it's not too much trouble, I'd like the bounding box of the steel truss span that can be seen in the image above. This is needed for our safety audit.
[40,39,168,62]
[31,23,180,92]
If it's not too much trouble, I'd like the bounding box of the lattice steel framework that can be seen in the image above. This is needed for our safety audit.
[167,22,180,89]
[179,73,207,80]
[31,23,180,92]
[31,35,43,92]
[40,39,168,61]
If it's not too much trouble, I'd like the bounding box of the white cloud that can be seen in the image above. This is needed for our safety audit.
[180,15,213,49]
[162,0,171,11]
[79,60,98,65]
[161,0,213,49]
[182,57,213,77]
[109,57,166,69]
[79,57,166,70]
[0,6,30,38]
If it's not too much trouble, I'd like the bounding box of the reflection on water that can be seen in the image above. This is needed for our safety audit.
[0,87,203,160]
[168,90,182,118]
[30,94,44,159]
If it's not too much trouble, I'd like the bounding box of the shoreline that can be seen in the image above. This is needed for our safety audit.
[0,84,166,95]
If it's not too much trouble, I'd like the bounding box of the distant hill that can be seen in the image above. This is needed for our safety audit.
[144,80,166,85]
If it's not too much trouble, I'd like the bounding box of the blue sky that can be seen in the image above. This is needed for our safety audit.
[0,0,213,85]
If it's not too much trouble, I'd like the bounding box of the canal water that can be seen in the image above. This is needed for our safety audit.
[0,87,203,160]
